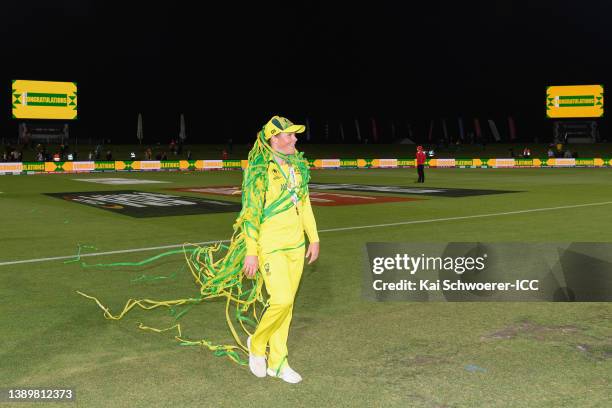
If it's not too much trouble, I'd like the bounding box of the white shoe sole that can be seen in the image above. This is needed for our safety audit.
[248,336,267,378]
[267,368,302,384]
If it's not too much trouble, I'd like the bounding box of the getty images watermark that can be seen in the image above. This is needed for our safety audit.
[363,243,612,302]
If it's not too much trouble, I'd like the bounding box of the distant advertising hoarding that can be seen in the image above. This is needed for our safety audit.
[320,159,341,168]
[340,159,359,168]
[223,160,242,169]
[2,158,612,175]
[137,161,161,171]
[12,80,78,119]
[377,159,398,168]
[546,85,603,118]
[0,163,23,173]
[201,160,223,170]
[514,159,535,167]
[492,158,516,168]
[94,161,116,171]
[69,162,96,172]
[455,159,474,168]
[397,158,416,167]
[431,159,456,167]
[22,162,45,172]
[549,158,576,167]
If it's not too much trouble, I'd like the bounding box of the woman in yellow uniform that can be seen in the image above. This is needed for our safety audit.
[243,115,320,384]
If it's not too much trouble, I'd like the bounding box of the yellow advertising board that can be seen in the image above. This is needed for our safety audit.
[546,85,603,118]
[12,80,78,119]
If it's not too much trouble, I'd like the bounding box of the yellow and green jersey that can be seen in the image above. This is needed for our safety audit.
[245,158,319,256]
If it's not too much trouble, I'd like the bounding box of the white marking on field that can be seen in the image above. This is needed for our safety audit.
[318,200,612,233]
[74,178,169,185]
[1,200,612,267]
[0,240,230,267]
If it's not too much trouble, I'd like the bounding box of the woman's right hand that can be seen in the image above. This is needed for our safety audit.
[243,255,259,278]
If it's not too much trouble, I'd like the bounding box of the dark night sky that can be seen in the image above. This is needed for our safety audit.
[1,1,610,143]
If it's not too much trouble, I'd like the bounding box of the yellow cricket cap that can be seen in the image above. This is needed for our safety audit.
[263,115,305,139]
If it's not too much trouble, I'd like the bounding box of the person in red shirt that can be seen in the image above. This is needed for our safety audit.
[416,145,426,183]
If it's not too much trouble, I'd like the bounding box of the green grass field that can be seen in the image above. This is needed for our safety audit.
[1,168,611,407]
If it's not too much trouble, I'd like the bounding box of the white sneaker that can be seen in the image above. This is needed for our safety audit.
[267,365,303,384]
[247,336,266,378]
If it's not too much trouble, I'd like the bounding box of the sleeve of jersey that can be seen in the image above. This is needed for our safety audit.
[242,170,265,256]
[301,193,319,243]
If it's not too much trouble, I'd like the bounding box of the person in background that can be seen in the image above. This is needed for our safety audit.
[416,145,426,183]
[522,147,531,158]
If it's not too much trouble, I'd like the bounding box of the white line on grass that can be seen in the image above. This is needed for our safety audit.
[318,200,612,233]
[0,240,230,267]
[1,200,612,267]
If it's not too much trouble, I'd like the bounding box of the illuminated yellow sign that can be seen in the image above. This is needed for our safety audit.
[12,80,77,119]
[546,85,603,118]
